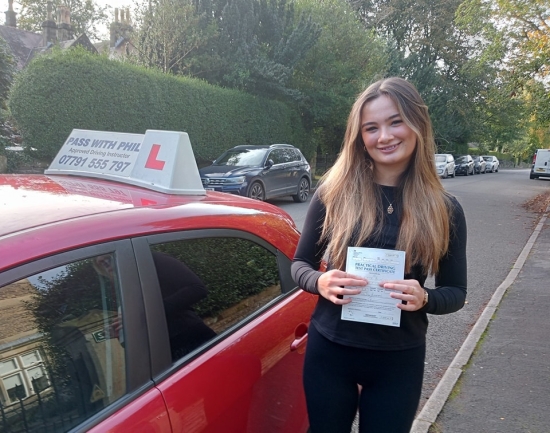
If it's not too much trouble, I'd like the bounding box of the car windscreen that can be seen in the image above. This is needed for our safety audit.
[214,148,268,166]
[435,155,447,162]
[456,156,469,163]
[483,157,492,161]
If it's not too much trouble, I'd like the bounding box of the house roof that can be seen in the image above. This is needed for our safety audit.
[0,25,42,69]
[0,26,98,68]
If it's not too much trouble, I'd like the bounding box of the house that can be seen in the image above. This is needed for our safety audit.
[0,0,121,70]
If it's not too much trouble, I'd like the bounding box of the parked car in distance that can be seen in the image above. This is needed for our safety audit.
[434,154,455,178]
[473,156,487,174]
[482,155,500,173]
[454,155,475,176]
[199,144,311,202]
[0,129,316,433]
[530,149,550,179]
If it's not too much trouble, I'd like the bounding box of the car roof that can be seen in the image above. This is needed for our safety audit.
[229,144,294,150]
[0,174,299,271]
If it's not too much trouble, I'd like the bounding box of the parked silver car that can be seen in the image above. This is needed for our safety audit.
[434,154,456,178]
[473,156,487,174]
[482,155,500,173]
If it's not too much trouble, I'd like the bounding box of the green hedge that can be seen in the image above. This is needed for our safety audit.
[9,48,310,163]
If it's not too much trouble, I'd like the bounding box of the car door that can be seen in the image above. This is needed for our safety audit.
[0,241,172,433]
[535,150,550,175]
[263,149,291,197]
[446,155,455,174]
[131,229,316,433]
[283,149,304,193]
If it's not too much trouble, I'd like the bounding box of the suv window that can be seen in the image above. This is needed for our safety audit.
[269,149,287,165]
[290,149,302,162]
[0,253,126,432]
[215,148,267,166]
[150,237,281,363]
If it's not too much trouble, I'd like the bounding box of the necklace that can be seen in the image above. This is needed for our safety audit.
[380,189,394,214]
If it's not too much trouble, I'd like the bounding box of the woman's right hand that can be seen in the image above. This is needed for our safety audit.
[316,270,367,305]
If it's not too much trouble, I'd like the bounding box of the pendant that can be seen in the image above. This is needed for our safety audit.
[387,204,394,214]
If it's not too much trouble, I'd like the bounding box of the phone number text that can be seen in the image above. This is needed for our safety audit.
[57,155,132,172]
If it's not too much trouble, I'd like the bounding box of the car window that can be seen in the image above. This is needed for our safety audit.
[435,155,446,162]
[483,156,492,161]
[215,148,267,166]
[150,237,282,363]
[456,156,468,163]
[269,149,287,165]
[290,149,303,162]
[0,253,126,432]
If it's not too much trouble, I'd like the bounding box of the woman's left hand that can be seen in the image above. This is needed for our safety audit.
[380,279,426,311]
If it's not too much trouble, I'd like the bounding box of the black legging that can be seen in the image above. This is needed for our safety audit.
[303,324,425,433]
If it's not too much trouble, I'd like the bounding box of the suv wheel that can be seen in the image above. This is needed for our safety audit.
[248,182,265,201]
[293,178,310,203]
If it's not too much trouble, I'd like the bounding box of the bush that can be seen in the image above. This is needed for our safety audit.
[9,48,311,163]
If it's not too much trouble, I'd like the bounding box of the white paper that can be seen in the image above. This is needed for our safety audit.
[341,247,406,327]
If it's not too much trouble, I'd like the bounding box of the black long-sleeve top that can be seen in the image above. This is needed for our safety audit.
[291,186,467,350]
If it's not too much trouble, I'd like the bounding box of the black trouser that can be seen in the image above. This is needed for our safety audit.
[303,324,425,433]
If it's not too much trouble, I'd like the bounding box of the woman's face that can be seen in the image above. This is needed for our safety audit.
[360,95,417,182]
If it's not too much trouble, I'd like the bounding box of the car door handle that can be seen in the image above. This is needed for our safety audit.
[290,323,309,351]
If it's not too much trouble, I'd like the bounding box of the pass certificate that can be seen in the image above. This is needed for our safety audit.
[341,247,406,327]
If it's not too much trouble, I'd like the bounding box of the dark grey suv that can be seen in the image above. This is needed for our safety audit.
[199,144,312,202]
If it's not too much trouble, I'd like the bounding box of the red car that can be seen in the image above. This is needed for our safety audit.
[0,130,316,432]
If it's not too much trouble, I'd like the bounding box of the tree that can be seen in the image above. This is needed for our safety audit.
[456,0,550,151]
[471,81,526,152]
[457,0,549,83]
[0,36,15,108]
[132,0,217,75]
[292,0,388,155]
[349,0,489,150]
[200,0,321,100]
[16,0,109,41]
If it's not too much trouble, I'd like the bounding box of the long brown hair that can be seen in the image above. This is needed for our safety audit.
[319,77,452,274]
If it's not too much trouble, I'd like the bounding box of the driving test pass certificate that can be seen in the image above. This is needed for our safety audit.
[341,247,406,327]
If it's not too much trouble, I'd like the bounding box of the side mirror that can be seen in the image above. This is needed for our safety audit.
[265,159,274,169]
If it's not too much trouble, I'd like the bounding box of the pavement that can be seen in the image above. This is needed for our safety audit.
[411,205,550,433]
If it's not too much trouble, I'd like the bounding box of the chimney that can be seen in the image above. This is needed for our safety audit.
[42,2,57,46]
[5,0,16,28]
[110,8,122,47]
[56,5,73,42]
[110,7,133,48]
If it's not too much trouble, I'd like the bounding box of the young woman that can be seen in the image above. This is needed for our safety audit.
[291,77,467,433]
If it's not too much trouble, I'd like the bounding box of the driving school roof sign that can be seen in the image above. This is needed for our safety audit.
[45,129,206,195]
